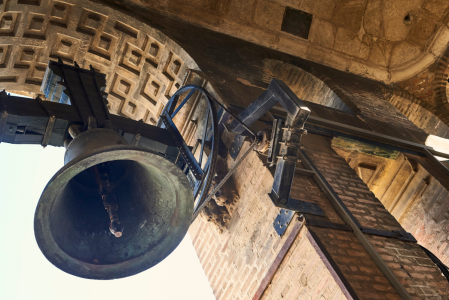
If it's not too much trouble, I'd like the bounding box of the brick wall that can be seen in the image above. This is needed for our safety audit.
[189,131,449,300]
[260,227,348,300]
[189,140,285,300]
[398,70,436,111]
[306,68,430,144]
[302,135,403,233]
[396,48,449,128]
[302,134,449,299]
[333,147,449,266]
[401,153,449,267]
[387,93,449,138]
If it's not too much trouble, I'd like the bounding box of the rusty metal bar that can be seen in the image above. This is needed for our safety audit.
[423,148,449,177]
[307,229,358,300]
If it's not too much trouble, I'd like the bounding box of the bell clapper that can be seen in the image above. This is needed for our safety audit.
[94,163,124,238]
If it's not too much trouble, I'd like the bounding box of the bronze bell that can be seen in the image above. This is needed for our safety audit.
[34,127,193,279]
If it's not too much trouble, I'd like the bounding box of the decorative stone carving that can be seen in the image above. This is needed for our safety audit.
[200,199,229,234]
[201,158,240,233]
[0,0,198,123]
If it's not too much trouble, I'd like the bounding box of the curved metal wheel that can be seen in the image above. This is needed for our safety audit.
[157,85,219,217]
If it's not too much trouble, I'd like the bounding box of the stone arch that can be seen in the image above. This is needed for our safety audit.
[262,59,359,114]
[383,86,449,138]
[0,0,199,124]
[433,47,449,115]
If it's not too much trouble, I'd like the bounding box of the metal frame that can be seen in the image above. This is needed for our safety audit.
[157,85,220,215]
[225,79,312,206]
[298,150,413,300]
[0,65,220,209]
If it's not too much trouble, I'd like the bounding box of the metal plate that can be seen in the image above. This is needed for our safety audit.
[273,209,295,236]
[288,198,325,216]
[229,134,246,160]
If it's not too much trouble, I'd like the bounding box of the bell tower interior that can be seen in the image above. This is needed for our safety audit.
[2,0,449,299]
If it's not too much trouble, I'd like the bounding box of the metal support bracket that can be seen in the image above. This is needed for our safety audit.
[160,114,203,180]
[131,133,141,146]
[42,116,56,148]
[270,195,326,217]
[0,111,8,144]
[35,97,56,147]
[229,134,246,160]
[361,228,417,242]
[273,209,295,236]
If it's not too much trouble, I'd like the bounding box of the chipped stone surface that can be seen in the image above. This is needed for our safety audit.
[383,0,425,42]
[363,0,382,36]
[332,0,366,32]
[334,27,361,57]
[390,42,422,68]
[308,17,336,48]
[299,0,339,20]
[254,0,284,30]
[424,0,449,19]
[407,10,438,49]
[368,39,393,67]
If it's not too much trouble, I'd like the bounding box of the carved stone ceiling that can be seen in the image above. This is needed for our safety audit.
[0,0,198,124]
[3,0,449,129]
[100,0,449,84]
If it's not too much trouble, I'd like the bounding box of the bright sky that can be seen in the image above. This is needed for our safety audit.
[0,141,215,299]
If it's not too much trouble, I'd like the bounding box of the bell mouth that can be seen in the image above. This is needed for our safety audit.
[34,145,193,280]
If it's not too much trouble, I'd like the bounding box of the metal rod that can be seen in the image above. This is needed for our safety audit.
[306,115,449,159]
[171,89,196,118]
[423,148,449,177]
[198,109,210,166]
[299,150,413,300]
[202,89,258,137]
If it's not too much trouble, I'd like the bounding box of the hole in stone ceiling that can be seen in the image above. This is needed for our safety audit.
[404,12,413,25]
[281,7,313,39]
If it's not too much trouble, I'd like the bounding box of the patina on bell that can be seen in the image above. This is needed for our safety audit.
[34,128,193,279]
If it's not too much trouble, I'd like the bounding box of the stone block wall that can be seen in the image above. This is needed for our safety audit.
[113,0,449,86]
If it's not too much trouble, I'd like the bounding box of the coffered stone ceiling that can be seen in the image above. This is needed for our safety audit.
[0,0,198,124]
